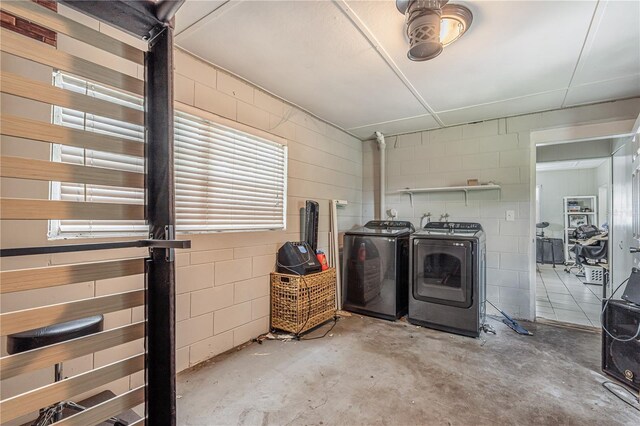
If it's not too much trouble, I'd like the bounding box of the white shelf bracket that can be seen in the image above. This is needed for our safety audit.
[463,189,469,206]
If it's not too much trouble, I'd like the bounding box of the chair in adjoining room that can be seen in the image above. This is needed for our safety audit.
[6,315,128,426]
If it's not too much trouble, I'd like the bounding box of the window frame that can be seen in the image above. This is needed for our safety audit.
[49,72,289,239]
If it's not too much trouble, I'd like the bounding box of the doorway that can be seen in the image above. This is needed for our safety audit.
[534,145,612,327]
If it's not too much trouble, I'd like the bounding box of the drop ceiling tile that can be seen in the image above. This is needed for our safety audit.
[175,0,228,34]
[175,0,426,130]
[438,90,567,126]
[571,1,640,86]
[347,0,597,112]
[564,74,640,107]
[347,114,440,140]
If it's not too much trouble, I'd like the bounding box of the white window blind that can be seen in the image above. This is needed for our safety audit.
[174,110,287,232]
[50,72,287,238]
[50,72,146,238]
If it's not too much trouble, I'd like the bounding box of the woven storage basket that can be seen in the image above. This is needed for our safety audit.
[270,268,336,334]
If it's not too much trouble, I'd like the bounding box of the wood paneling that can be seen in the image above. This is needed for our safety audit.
[0,322,145,380]
[0,115,144,157]
[0,28,144,95]
[55,386,145,426]
[0,71,144,125]
[0,1,144,64]
[0,355,144,422]
[0,289,145,335]
[0,156,145,188]
[0,199,145,220]
[0,258,145,294]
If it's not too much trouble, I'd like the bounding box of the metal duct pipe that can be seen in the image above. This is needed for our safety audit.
[375,131,386,220]
[155,0,186,23]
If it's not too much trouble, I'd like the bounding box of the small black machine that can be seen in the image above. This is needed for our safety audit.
[409,221,486,337]
[342,220,414,320]
[277,241,322,275]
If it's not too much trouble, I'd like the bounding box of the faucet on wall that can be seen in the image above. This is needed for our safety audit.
[420,212,432,228]
[440,213,450,222]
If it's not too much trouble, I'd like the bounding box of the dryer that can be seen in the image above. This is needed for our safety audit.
[409,222,486,337]
[342,220,414,320]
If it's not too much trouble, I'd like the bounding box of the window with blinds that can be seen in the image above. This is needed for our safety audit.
[50,71,288,238]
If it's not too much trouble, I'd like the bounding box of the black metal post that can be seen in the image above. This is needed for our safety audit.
[145,24,176,426]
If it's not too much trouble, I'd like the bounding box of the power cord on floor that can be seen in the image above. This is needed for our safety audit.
[602,381,640,412]
[297,316,338,341]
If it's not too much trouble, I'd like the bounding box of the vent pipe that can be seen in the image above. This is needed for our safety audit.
[375,131,386,220]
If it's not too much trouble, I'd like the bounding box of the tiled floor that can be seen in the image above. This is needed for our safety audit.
[536,264,603,328]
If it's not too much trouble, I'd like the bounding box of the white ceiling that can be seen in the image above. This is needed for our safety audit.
[175,0,640,140]
[536,158,607,172]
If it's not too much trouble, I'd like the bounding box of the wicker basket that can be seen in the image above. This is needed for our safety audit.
[270,268,336,335]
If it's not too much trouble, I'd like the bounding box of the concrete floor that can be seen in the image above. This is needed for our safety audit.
[177,315,639,426]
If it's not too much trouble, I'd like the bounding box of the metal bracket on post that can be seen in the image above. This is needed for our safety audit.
[164,224,175,262]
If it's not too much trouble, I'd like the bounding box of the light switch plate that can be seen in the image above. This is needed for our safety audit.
[506,210,515,221]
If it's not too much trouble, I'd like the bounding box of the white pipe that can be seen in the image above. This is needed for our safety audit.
[375,131,386,220]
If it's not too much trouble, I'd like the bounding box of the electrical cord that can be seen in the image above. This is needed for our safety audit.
[600,277,640,342]
[602,381,640,412]
[298,317,338,341]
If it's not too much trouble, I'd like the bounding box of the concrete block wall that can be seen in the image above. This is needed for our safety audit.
[362,98,640,320]
[172,47,363,371]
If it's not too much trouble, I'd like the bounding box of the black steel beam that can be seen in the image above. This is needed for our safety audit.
[145,25,177,425]
[59,0,161,39]
[59,0,185,39]
[0,239,190,258]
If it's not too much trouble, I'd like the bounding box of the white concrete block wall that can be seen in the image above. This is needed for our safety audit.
[362,98,640,320]
[172,48,363,371]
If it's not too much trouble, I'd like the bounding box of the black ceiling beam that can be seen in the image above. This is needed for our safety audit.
[59,0,185,40]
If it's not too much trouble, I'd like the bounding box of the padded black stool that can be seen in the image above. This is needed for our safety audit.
[7,315,127,426]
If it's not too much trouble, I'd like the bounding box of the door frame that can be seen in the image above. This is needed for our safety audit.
[529,120,637,320]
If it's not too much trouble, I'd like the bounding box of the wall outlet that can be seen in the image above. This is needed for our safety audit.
[506,210,515,221]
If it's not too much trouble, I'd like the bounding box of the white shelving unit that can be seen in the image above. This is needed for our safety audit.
[563,195,597,261]
[394,184,501,206]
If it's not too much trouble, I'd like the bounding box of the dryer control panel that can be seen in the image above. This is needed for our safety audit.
[424,222,483,231]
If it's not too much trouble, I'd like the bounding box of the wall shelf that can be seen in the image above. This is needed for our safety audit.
[394,184,501,206]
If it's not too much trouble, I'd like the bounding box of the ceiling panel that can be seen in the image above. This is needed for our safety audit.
[174,0,228,34]
[346,0,597,113]
[175,0,428,130]
[571,0,640,86]
[347,114,440,140]
[438,90,566,126]
[564,74,640,107]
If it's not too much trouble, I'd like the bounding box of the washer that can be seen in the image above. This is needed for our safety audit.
[409,222,486,337]
[342,220,414,320]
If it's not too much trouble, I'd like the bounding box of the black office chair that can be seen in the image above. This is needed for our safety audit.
[7,315,128,426]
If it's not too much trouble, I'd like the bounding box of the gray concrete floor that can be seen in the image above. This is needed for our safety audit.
[177,315,639,426]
